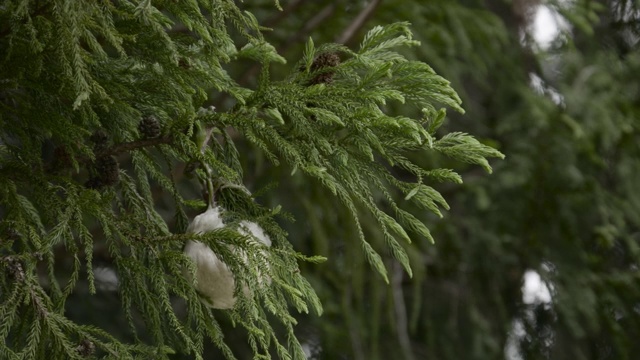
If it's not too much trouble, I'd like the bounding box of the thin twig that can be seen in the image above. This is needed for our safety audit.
[292,4,337,44]
[201,128,217,154]
[28,283,49,317]
[392,261,415,360]
[46,136,173,174]
[344,286,366,360]
[100,136,173,157]
[263,0,307,28]
[335,0,382,45]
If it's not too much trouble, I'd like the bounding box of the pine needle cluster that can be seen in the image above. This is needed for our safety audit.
[0,1,502,359]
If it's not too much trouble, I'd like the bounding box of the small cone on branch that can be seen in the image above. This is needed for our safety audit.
[96,156,119,186]
[89,129,109,154]
[76,339,95,357]
[6,258,25,282]
[86,156,119,189]
[52,145,72,171]
[138,115,161,139]
[308,52,341,85]
[312,52,340,68]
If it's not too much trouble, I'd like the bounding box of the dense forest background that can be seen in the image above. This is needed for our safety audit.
[2,0,640,359]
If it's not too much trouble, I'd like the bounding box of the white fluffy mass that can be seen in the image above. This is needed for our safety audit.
[238,220,272,247]
[183,207,271,309]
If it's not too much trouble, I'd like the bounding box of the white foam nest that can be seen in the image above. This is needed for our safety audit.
[183,207,271,309]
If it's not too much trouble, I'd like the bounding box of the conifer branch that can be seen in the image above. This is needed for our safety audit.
[3,257,48,316]
[0,2,508,358]
[0,3,51,38]
[27,282,49,317]
[231,3,337,93]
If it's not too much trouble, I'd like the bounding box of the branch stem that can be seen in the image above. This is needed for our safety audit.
[100,136,173,157]
[336,0,382,45]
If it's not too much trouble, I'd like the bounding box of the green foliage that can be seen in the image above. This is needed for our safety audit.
[221,21,502,283]
[237,1,640,359]
[0,1,502,359]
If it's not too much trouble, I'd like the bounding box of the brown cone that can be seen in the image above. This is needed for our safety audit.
[308,52,341,85]
[138,115,161,139]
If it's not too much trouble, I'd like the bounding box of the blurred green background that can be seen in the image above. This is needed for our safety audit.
[76,1,640,359]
